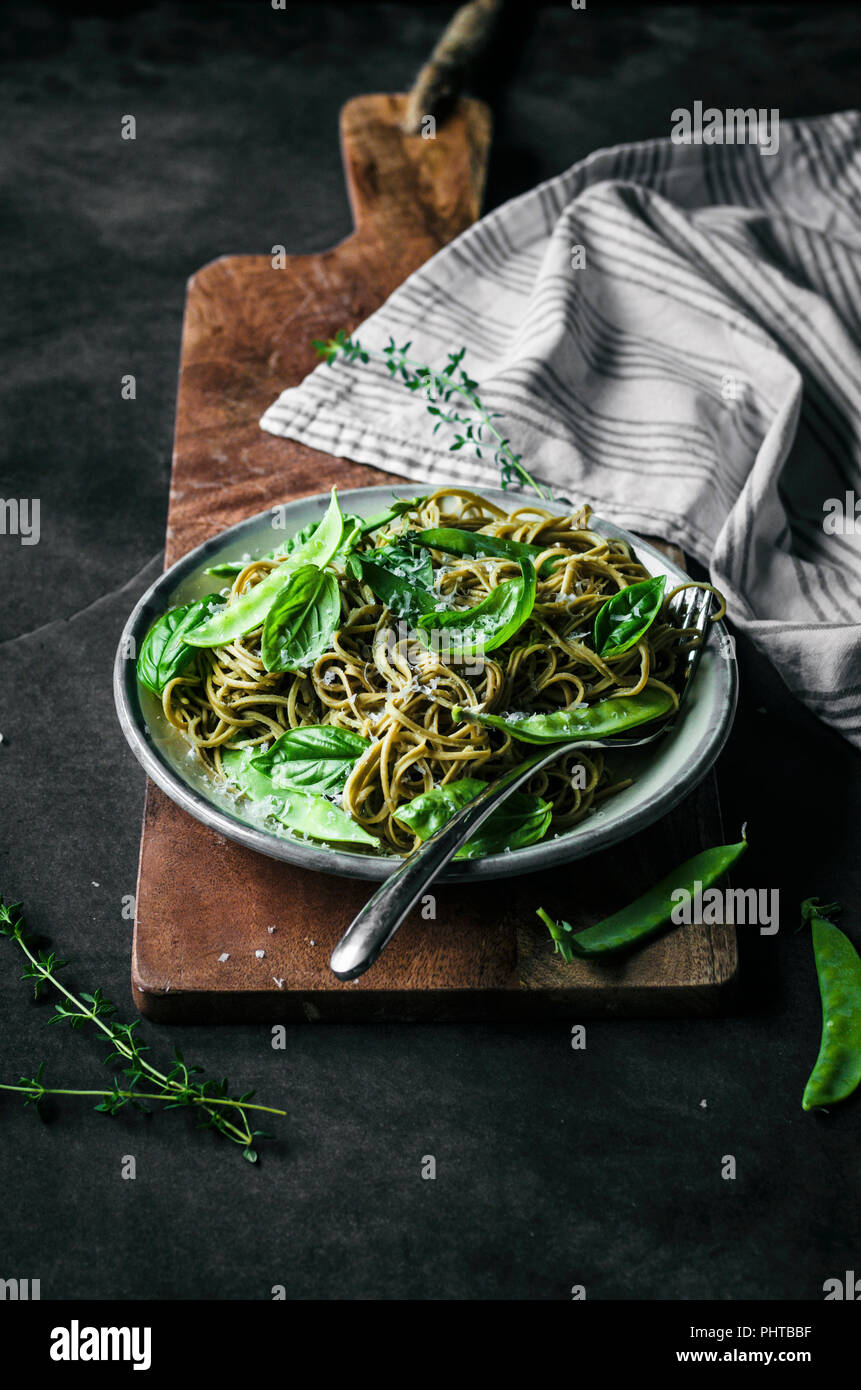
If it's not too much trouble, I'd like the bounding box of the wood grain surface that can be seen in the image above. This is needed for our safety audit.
[132,94,737,1022]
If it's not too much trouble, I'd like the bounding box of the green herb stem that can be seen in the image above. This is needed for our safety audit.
[314,333,551,502]
[0,899,285,1160]
[0,1082,285,1116]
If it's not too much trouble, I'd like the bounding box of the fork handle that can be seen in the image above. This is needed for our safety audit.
[329,747,557,981]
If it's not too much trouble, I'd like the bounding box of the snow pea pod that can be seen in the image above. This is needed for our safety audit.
[801,899,861,1111]
[414,527,555,577]
[221,748,379,848]
[537,838,748,958]
[358,496,429,537]
[452,686,674,743]
[185,488,344,647]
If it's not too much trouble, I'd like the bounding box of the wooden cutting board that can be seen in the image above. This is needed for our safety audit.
[132,95,737,1022]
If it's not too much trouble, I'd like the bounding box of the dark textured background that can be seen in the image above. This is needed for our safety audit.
[1,0,860,1301]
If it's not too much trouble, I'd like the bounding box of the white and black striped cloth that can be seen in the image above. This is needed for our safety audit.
[261,111,861,746]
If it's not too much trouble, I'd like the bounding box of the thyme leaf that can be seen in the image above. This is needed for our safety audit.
[0,898,285,1161]
[313,332,551,501]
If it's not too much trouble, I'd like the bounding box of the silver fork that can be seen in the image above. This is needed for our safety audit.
[330,585,716,981]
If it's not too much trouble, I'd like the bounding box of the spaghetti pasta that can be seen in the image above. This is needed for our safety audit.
[161,489,721,854]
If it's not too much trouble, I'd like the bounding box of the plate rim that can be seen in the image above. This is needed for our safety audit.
[114,483,738,881]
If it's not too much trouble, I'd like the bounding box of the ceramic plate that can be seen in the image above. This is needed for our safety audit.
[114,485,737,881]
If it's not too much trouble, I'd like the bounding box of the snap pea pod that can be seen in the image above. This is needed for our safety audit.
[205,497,427,577]
[537,838,748,958]
[801,899,861,1111]
[413,527,556,578]
[185,488,344,647]
[358,497,429,537]
[452,686,674,744]
[221,748,379,848]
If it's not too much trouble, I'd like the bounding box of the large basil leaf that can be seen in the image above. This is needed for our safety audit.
[417,559,536,656]
[186,489,344,647]
[452,687,674,744]
[353,555,439,624]
[394,778,552,858]
[260,565,341,672]
[250,724,369,793]
[460,792,552,858]
[137,594,225,695]
[221,748,379,847]
[593,574,666,660]
[415,526,557,578]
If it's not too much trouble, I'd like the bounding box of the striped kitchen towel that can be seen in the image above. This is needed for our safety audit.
[261,110,861,746]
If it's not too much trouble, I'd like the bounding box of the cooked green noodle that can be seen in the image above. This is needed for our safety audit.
[162,489,721,853]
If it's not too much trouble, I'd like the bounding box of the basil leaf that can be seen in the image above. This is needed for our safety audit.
[186,489,344,647]
[222,748,379,847]
[395,778,485,837]
[261,565,341,672]
[394,778,552,858]
[353,555,439,624]
[333,500,431,571]
[415,526,556,577]
[593,575,666,660]
[250,725,369,793]
[454,687,675,744]
[460,791,552,858]
[417,559,536,655]
[137,594,225,695]
[374,541,434,588]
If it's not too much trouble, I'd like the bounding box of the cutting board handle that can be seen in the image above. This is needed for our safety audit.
[402,0,503,134]
[340,94,492,250]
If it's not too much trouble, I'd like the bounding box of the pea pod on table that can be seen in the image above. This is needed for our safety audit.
[801,898,861,1112]
[537,837,748,959]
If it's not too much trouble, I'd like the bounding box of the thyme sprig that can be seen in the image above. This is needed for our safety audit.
[0,899,285,1162]
[313,332,551,501]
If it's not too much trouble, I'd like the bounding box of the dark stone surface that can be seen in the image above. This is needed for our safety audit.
[1,1,859,1301]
